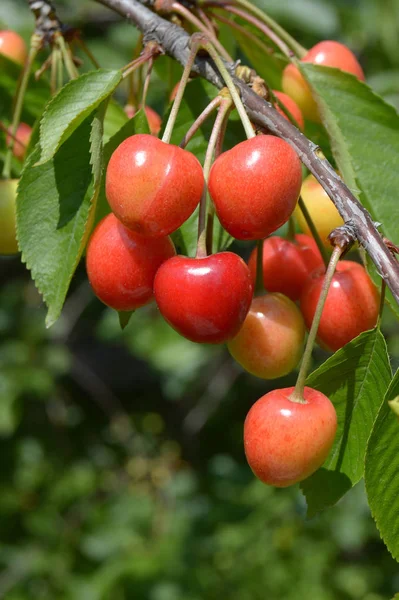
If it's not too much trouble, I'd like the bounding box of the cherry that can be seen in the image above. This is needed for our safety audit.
[247,234,323,301]
[282,41,365,121]
[295,174,344,247]
[0,30,27,66]
[106,134,204,238]
[124,104,162,136]
[273,90,304,130]
[86,213,176,311]
[0,179,19,255]
[154,252,254,344]
[6,122,32,161]
[208,135,302,240]
[244,386,337,487]
[227,293,305,379]
[300,260,380,351]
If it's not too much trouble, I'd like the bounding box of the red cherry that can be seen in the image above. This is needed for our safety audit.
[208,135,302,240]
[227,293,305,379]
[300,260,380,351]
[6,122,32,161]
[124,105,162,136]
[106,134,204,238]
[244,386,337,487]
[154,253,254,344]
[0,30,27,65]
[86,213,176,311]
[248,234,323,301]
[282,41,365,121]
[273,90,304,130]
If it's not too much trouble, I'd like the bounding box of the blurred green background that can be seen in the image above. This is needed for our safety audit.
[1,0,399,598]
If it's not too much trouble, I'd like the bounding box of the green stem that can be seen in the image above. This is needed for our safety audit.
[287,216,296,242]
[290,246,343,404]
[196,96,233,258]
[162,39,201,144]
[179,95,222,148]
[202,41,255,139]
[254,239,265,296]
[298,195,330,268]
[141,56,154,108]
[57,35,79,79]
[2,35,40,180]
[221,0,306,57]
[172,1,233,61]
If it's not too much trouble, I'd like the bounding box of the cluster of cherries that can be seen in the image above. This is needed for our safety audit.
[0,27,379,488]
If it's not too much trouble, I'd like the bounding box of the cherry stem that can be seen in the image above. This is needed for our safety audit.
[141,55,154,108]
[209,11,275,57]
[212,4,292,58]
[196,96,233,258]
[179,95,222,148]
[195,6,218,36]
[297,196,330,268]
[290,245,343,404]
[172,1,233,62]
[203,0,306,57]
[254,239,265,296]
[2,34,40,180]
[201,40,255,140]
[162,38,201,144]
[287,216,296,242]
[75,37,101,69]
[122,52,154,80]
[56,34,79,79]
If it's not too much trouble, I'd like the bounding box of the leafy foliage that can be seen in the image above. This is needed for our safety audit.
[301,329,391,516]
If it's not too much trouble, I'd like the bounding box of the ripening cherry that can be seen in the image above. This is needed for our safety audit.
[0,30,27,66]
[244,386,337,487]
[154,252,254,344]
[0,179,19,255]
[208,135,302,240]
[247,234,323,301]
[300,260,380,351]
[282,41,365,121]
[6,122,32,161]
[106,134,204,238]
[273,90,304,130]
[86,213,176,311]
[124,104,162,136]
[295,174,344,247]
[227,293,305,379]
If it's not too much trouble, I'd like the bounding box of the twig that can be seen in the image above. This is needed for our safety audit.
[93,0,399,305]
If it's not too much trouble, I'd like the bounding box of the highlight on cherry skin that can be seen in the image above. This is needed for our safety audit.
[0,30,27,65]
[227,293,305,379]
[272,90,304,130]
[105,134,204,238]
[300,260,380,352]
[247,234,323,301]
[0,179,19,255]
[295,174,344,247]
[6,122,32,161]
[244,386,337,487]
[86,213,176,312]
[154,252,254,344]
[124,104,162,136]
[282,40,365,121]
[208,135,303,241]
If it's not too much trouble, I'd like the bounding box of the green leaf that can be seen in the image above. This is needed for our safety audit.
[365,369,399,561]
[94,110,150,225]
[103,100,129,144]
[39,69,122,163]
[17,115,98,327]
[301,328,391,516]
[301,64,399,249]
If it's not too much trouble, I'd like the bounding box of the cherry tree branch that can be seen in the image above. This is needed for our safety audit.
[97,0,399,304]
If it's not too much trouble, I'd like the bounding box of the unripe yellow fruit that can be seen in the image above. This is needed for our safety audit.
[0,179,19,255]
